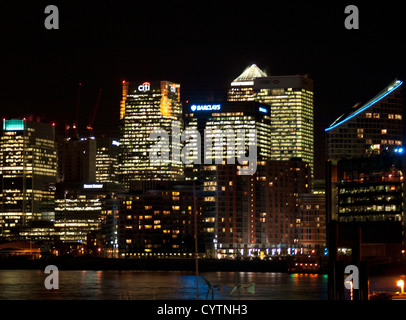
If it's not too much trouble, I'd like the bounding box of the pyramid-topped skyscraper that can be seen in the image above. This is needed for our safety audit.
[228,64,267,101]
[228,64,314,178]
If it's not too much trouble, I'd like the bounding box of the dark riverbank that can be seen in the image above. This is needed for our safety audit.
[0,256,290,273]
[2,256,405,275]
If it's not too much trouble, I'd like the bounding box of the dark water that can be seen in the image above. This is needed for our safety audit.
[0,270,329,300]
[1,269,403,300]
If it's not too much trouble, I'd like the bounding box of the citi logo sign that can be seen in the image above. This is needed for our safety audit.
[138,82,151,92]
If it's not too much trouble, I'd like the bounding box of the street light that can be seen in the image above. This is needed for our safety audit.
[397,280,404,294]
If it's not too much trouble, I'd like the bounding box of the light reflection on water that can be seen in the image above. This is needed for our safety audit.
[0,270,329,300]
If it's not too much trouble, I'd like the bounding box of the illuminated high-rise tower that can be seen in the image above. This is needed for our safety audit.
[326,79,403,160]
[227,64,267,102]
[228,66,314,177]
[254,75,314,177]
[119,80,184,189]
[0,119,57,239]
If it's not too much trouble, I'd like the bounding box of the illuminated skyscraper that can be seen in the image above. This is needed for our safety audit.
[228,66,314,177]
[184,102,312,257]
[325,79,405,263]
[119,80,184,189]
[57,137,96,183]
[326,79,403,161]
[227,64,267,102]
[254,75,314,177]
[0,119,57,239]
[95,137,120,184]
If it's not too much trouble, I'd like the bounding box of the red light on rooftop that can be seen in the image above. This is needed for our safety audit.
[52,122,55,127]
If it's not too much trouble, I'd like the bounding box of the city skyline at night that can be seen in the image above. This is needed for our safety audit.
[2,1,406,305]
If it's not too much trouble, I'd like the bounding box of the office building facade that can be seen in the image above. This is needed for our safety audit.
[203,159,311,259]
[57,137,96,183]
[299,193,326,254]
[184,101,272,166]
[119,80,184,189]
[254,75,314,176]
[325,79,404,262]
[228,66,314,177]
[118,183,204,257]
[227,64,267,102]
[335,153,405,261]
[54,182,124,246]
[95,137,120,184]
[326,79,403,161]
[0,119,57,240]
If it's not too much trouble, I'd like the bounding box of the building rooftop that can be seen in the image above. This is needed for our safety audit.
[232,64,267,84]
[325,78,403,132]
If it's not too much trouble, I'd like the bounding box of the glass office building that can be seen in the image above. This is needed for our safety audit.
[0,119,57,239]
[227,64,267,102]
[184,101,272,167]
[119,80,184,189]
[95,137,120,184]
[326,79,403,161]
[228,66,314,178]
[254,75,314,177]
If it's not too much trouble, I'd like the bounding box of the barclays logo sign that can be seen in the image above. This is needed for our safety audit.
[190,104,221,112]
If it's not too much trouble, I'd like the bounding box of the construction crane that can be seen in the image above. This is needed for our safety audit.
[87,88,102,137]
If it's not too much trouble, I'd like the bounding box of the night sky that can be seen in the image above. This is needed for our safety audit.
[0,1,405,179]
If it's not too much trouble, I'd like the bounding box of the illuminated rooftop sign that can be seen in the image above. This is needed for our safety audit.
[190,104,221,112]
[138,82,151,92]
[258,107,268,113]
[3,119,26,131]
[83,184,103,189]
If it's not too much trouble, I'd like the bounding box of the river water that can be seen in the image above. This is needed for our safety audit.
[0,270,403,300]
[0,270,328,300]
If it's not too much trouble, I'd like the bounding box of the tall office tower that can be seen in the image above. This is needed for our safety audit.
[325,79,404,227]
[326,79,403,161]
[57,137,96,183]
[95,137,120,184]
[228,66,314,177]
[227,64,267,102]
[119,80,184,189]
[0,119,57,239]
[184,101,272,165]
[185,101,271,256]
[254,75,314,177]
[185,102,312,257]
